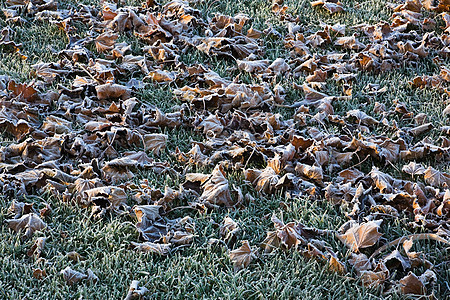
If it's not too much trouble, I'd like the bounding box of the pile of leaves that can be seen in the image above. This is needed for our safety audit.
[1,0,450,298]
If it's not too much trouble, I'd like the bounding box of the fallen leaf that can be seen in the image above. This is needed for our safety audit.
[338,220,382,252]
[27,237,46,258]
[96,83,131,100]
[198,164,234,207]
[143,134,167,155]
[229,240,257,271]
[6,213,47,239]
[399,272,426,295]
[348,253,372,273]
[124,280,149,300]
[32,268,47,280]
[130,241,171,255]
[360,263,389,288]
[220,216,240,245]
[60,266,88,285]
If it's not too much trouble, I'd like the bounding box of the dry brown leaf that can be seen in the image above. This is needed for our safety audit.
[402,162,425,176]
[399,272,426,295]
[348,253,372,273]
[237,59,270,73]
[295,163,323,184]
[311,0,344,14]
[96,83,131,100]
[337,169,364,184]
[408,123,433,136]
[124,280,149,300]
[335,35,365,50]
[86,269,99,284]
[424,166,450,188]
[134,205,162,224]
[66,251,83,262]
[437,190,450,216]
[270,215,306,251]
[163,231,194,245]
[328,252,346,274]
[6,213,47,239]
[82,186,127,209]
[198,164,234,207]
[261,231,281,253]
[268,58,290,73]
[60,266,88,285]
[32,268,47,280]
[220,216,240,245]
[443,103,450,116]
[370,167,395,193]
[39,203,52,218]
[27,237,46,258]
[8,201,34,218]
[95,31,119,53]
[146,69,177,83]
[346,110,379,126]
[383,249,410,271]
[369,233,450,261]
[360,263,389,288]
[338,220,382,252]
[130,241,171,255]
[229,240,257,271]
[244,167,280,194]
[198,115,224,135]
[306,70,328,82]
[143,134,167,155]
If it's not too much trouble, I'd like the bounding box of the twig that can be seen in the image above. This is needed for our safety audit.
[165,205,197,214]
[170,244,192,254]
[243,146,256,169]
[76,63,100,83]
[347,154,370,170]
[369,233,450,261]
[387,160,401,174]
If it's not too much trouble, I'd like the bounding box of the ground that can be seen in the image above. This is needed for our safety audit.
[0,0,449,299]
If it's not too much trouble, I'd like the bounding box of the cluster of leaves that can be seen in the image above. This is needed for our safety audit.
[1,0,450,298]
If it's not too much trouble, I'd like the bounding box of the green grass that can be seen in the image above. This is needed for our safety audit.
[1,0,449,299]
